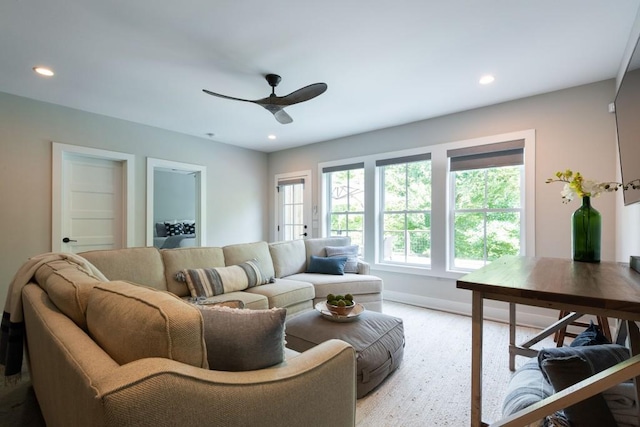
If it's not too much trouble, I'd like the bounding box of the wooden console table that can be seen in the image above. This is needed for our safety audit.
[456,256,640,427]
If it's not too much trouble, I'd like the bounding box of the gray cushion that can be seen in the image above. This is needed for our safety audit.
[502,359,556,417]
[200,306,286,372]
[537,344,630,426]
[325,245,359,273]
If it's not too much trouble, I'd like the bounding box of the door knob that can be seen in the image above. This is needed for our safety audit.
[62,237,77,243]
[300,232,308,237]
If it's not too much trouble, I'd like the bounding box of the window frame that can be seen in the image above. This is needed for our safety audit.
[377,154,432,267]
[321,163,366,252]
[318,129,536,279]
[448,164,525,272]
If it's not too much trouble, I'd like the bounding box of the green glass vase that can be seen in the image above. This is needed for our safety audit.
[571,196,601,263]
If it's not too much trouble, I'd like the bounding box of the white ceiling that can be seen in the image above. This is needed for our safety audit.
[1,0,639,153]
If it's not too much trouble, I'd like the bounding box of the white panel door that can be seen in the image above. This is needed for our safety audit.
[60,154,123,253]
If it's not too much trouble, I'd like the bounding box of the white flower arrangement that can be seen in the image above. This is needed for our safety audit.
[546,170,640,203]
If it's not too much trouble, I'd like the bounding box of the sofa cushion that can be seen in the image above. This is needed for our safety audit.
[41,263,104,330]
[304,236,351,265]
[269,239,306,278]
[180,259,270,297]
[306,255,348,275]
[34,259,88,290]
[244,278,315,309]
[86,281,208,368]
[165,222,185,236]
[161,247,226,297]
[223,241,276,282]
[502,358,567,425]
[570,320,611,347]
[287,273,383,299]
[538,344,631,383]
[540,355,617,426]
[79,247,167,291]
[325,245,359,273]
[199,306,286,371]
[537,344,629,426]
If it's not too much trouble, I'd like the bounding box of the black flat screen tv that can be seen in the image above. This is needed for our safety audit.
[615,38,640,206]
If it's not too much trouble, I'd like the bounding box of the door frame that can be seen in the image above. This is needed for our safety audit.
[146,157,207,247]
[274,170,312,241]
[52,142,135,252]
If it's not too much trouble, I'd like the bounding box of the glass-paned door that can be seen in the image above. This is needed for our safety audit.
[276,171,312,241]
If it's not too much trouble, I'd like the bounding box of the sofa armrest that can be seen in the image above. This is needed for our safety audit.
[95,339,356,427]
[357,260,370,275]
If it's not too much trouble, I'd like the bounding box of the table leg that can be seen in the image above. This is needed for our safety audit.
[471,291,484,427]
[509,303,516,371]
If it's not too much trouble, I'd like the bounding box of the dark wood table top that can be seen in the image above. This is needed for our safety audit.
[456,256,640,320]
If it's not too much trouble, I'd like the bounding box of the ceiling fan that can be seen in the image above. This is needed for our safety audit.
[203,74,327,124]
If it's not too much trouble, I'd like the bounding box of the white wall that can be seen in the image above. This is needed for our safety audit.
[268,80,620,328]
[0,91,269,310]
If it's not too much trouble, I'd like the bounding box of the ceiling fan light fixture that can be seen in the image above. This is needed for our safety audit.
[203,74,327,124]
[33,66,54,77]
[479,74,495,85]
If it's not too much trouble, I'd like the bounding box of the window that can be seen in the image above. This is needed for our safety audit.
[377,154,431,265]
[317,130,535,277]
[448,140,524,270]
[323,163,365,250]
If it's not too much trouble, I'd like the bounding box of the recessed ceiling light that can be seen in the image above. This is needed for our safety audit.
[479,75,495,85]
[268,134,277,140]
[33,66,54,77]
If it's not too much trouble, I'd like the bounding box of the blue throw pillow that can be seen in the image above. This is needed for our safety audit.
[306,255,348,275]
[570,320,611,347]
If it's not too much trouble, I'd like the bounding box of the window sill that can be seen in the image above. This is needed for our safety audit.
[372,262,467,280]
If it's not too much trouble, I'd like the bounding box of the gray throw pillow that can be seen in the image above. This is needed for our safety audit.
[325,245,359,273]
[199,306,286,372]
[538,344,629,426]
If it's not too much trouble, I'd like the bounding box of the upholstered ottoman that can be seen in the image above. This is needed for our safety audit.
[285,309,405,398]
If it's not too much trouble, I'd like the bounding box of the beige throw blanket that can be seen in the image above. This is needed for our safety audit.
[0,252,107,384]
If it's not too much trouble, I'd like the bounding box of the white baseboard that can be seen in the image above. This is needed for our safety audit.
[383,290,558,330]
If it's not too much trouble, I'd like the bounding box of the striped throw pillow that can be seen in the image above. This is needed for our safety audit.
[325,245,359,273]
[181,259,270,298]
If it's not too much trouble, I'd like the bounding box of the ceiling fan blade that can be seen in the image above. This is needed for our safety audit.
[202,89,254,103]
[281,83,327,105]
[262,104,293,124]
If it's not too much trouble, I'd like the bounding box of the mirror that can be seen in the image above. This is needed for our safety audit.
[146,158,207,248]
[615,35,640,205]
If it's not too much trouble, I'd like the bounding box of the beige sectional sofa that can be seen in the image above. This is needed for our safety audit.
[18,237,383,426]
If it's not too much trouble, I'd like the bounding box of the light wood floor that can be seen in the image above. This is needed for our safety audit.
[356,301,557,426]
